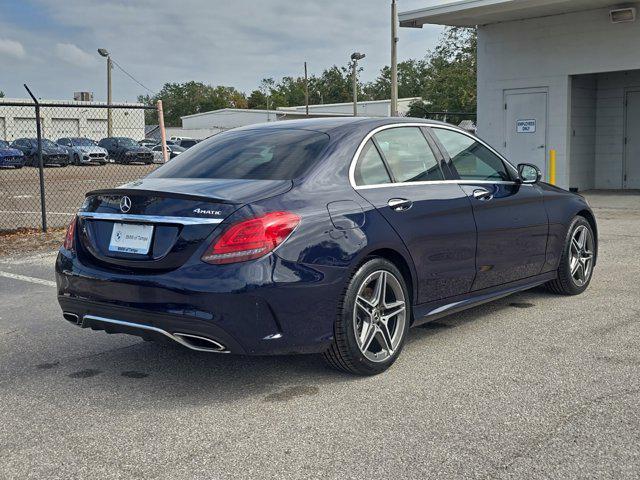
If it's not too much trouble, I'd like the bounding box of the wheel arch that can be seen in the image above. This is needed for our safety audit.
[576,209,598,265]
[361,247,417,319]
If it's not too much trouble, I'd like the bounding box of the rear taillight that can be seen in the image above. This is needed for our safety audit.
[202,211,300,265]
[63,216,77,251]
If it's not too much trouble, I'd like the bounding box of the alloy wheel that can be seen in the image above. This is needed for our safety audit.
[569,225,594,287]
[353,270,406,362]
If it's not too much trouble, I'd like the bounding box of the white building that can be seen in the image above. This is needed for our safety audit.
[278,98,422,117]
[0,98,146,142]
[401,0,640,190]
[178,108,286,139]
[172,98,422,140]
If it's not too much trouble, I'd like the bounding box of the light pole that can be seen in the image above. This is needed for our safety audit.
[391,0,399,116]
[351,52,366,116]
[98,48,112,136]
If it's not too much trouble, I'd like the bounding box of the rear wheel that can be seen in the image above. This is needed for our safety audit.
[545,216,595,295]
[323,258,410,375]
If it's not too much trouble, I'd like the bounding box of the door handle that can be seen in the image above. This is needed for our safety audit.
[472,188,494,201]
[388,198,413,212]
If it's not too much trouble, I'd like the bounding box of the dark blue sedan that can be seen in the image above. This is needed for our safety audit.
[0,140,25,168]
[56,118,597,375]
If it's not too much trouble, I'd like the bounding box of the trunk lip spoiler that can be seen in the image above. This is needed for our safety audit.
[85,188,233,204]
[77,211,224,225]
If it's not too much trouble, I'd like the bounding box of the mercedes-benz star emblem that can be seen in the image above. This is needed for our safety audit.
[120,196,132,213]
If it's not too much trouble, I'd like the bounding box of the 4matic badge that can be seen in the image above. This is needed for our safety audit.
[193,208,222,216]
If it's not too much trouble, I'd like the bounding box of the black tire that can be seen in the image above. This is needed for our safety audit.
[74,153,80,165]
[323,257,411,375]
[545,216,595,295]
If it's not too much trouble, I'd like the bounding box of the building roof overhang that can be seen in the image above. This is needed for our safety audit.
[399,0,630,27]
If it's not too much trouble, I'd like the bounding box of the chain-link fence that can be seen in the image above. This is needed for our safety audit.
[0,98,160,232]
[410,109,477,132]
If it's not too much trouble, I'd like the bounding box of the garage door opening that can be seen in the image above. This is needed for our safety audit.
[570,70,640,190]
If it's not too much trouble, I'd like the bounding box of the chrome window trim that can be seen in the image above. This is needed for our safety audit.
[77,211,224,225]
[354,179,529,190]
[348,123,520,190]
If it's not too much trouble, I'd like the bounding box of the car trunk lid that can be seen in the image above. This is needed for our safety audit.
[76,178,292,271]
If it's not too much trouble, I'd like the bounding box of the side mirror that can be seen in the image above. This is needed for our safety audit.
[518,163,541,184]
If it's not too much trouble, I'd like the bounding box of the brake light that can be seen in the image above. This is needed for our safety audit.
[63,216,77,251]
[202,211,300,265]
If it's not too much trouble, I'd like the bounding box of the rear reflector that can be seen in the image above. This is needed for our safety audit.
[202,211,300,264]
[63,216,77,251]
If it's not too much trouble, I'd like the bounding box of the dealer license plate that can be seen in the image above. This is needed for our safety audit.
[108,223,153,254]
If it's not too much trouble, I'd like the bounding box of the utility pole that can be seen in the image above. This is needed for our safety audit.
[98,48,113,136]
[304,61,309,116]
[390,0,399,117]
[350,52,366,116]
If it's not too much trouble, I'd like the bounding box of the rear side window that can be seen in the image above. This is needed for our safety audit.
[149,129,329,180]
[374,127,444,183]
[432,128,510,181]
[354,140,391,186]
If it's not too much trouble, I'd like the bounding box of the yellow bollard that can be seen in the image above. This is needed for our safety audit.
[549,149,556,185]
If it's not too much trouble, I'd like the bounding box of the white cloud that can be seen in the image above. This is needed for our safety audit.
[54,43,97,67]
[0,38,26,59]
[0,0,443,101]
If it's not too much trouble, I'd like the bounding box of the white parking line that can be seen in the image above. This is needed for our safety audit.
[0,271,56,287]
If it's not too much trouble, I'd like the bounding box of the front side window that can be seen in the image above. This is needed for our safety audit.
[354,140,391,186]
[432,128,511,181]
[149,128,329,180]
[374,127,444,183]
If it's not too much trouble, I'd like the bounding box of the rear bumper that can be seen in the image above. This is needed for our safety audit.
[55,250,346,355]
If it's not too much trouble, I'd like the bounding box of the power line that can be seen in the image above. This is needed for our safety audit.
[110,58,156,95]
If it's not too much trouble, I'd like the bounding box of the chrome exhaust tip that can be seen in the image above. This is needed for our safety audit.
[172,332,228,353]
[63,312,80,325]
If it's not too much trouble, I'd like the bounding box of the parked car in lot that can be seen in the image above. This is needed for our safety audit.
[57,137,108,165]
[139,138,158,148]
[57,118,597,375]
[98,137,153,164]
[175,138,200,149]
[0,140,26,169]
[11,138,70,167]
[151,144,185,163]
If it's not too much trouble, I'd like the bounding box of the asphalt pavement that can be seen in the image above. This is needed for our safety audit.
[0,191,638,479]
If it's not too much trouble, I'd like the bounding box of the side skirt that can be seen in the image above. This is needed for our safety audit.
[412,271,557,326]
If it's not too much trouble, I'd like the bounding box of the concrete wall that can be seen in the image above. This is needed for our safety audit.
[570,75,597,190]
[477,5,640,189]
[593,70,640,189]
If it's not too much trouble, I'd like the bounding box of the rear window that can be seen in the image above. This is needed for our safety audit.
[149,129,329,180]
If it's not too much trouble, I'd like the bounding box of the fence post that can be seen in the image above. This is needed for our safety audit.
[156,100,169,163]
[24,84,47,232]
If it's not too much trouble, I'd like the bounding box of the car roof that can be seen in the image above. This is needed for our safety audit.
[231,116,456,135]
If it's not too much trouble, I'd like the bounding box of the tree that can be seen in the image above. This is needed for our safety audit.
[0,91,4,98]
[363,59,428,101]
[408,27,477,119]
[247,89,267,109]
[138,81,247,126]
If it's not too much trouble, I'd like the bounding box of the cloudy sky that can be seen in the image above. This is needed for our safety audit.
[0,0,443,102]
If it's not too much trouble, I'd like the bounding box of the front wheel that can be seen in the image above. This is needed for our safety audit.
[323,258,410,375]
[545,216,595,295]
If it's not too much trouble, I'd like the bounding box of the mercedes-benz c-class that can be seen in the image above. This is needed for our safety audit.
[56,118,597,375]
